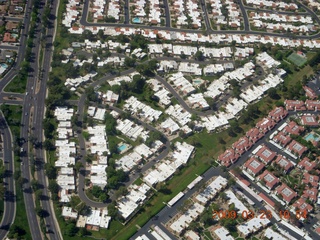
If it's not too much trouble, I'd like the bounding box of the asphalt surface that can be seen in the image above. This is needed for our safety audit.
[0,0,62,238]
[79,0,320,39]
[0,112,16,240]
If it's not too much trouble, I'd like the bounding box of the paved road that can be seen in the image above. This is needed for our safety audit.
[239,0,250,31]
[79,0,320,39]
[72,70,171,207]
[25,0,62,238]
[0,111,16,239]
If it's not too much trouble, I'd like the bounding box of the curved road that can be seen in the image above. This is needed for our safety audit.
[0,111,16,239]
[72,70,171,207]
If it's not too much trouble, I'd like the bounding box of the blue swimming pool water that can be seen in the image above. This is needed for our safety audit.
[133,17,141,24]
[118,144,127,152]
[305,133,320,142]
[0,63,8,69]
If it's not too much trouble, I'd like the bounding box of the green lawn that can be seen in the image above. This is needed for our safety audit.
[287,52,307,67]
[1,105,32,239]
[4,75,27,93]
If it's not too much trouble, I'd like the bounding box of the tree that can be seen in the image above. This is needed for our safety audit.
[35,206,48,218]
[75,161,83,173]
[194,50,205,61]
[267,87,280,100]
[78,227,88,237]
[45,163,57,179]
[91,185,103,198]
[124,57,136,68]
[31,179,40,191]
[85,86,99,102]
[107,202,118,218]
[65,223,78,237]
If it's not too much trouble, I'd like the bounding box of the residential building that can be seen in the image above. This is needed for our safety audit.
[274,155,294,173]
[244,157,265,176]
[255,145,277,165]
[276,183,297,204]
[298,157,317,171]
[287,140,307,157]
[258,170,279,190]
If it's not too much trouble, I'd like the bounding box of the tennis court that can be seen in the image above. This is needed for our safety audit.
[287,52,307,67]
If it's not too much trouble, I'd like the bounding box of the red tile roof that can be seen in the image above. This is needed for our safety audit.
[255,145,277,164]
[276,183,297,204]
[246,127,265,143]
[298,157,317,171]
[232,136,253,155]
[305,100,320,111]
[256,117,276,134]
[283,121,304,135]
[292,198,313,212]
[287,140,308,157]
[301,115,319,127]
[217,149,240,167]
[273,132,292,147]
[258,170,279,190]
[268,107,288,122]
[258,192,275,207]
[303,86,317,100]
[303,173,319,187]
[302,187,318,202]
[244,157,265,176]
[274,155,294,173]
[3,32,16,42]
[284,100,306,111]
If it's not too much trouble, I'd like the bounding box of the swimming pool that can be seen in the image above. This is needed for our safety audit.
[0,63,8,69]
[118,144,127,152]
[133,17,141,24]
[305,132,320,142]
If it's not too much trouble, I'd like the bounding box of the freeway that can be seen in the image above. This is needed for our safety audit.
[79,0,320,39]
[23,0,63,238]
[0,111,16,239]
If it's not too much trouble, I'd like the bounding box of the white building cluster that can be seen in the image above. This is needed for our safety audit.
[97,56,125,67]
[118,183,151,219]
[91,0,106,20]
[116,118,149,140]
[97,90,119,104]
[67,24,320,49]
[170,203,205,233]
[225,0,242,28]
[65,72,97,90]
[147,78,172,107]
[207,0,224,24]
[165,104,192,126]
[106,0,121,21]
[171,176,228,234]
[54,107,76,202]
[123,96,162,122]
[116,142,163,171]
[240,74,284,103]
[62,0,81,27]
[171,0,202,28]
[251,13,313,24]
[144,142,194,186]
[76,209,111,230]
[108,71,140,86]
[167,72,196,95]
[237,214,271,237]
[87,125,109,188]
[178,62,202,75]
[87,107,106,121]
[187,93,209,110]
[246,0,298,10]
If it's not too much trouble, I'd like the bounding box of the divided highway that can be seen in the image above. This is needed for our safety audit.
[0,112,16,239]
